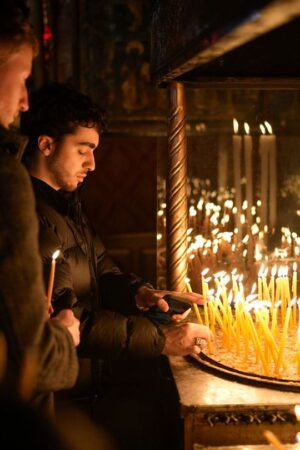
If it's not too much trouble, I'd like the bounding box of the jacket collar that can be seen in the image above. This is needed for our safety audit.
[31,177,83,224]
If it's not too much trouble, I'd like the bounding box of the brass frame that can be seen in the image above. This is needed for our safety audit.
[166,81,188,291]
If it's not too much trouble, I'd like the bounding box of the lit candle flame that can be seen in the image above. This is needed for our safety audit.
[52,249,60,260]
[264,121,273,134]
[259,124,266,135]
[295,405,300,421]
[244,122,250,135]
[233,118,239,134]
[271,265,277,277]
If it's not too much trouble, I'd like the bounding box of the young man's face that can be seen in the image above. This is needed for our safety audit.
[45,125,99,192]
[0,44,32,128]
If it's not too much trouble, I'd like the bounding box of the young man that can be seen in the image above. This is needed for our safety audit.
[0,2,80,415]
[21,82,213,450]
[21,83,212,365]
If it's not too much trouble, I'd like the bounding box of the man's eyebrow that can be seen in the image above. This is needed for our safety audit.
[78,141,97,149]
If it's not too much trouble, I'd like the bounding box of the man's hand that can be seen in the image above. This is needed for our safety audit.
[160,322,213,356]
[135,286,206,313]
[52,309,80,347]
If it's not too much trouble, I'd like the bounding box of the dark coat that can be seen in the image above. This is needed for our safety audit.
[0,127,78,414]
[31,178,165,360]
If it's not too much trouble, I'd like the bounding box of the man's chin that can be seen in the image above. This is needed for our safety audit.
[10,114,20,128]
[62,183,78,192]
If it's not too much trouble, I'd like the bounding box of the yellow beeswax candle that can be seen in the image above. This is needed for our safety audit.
[47,250,60,310]
[185,278,203,325]
[269,265,276,305]
[203,301,213,353]
[263,430,285,450]
[238,275,244,299]
[240,316,249,361]
[275,277,281,304]
[211,301,227,336]
[245,311,269,375]
[262,269,270,301]
[292,262,297,299]
[258,276,262,300]
[193,303,203,324]
[203,302,209,328]
[256,309,281,367]
[290,293,297,329]
[232,272,239,297]
[208,301,215,333]
[271,302,280,338]
[201,268,209,295]
[275,302,293,373]
[284,267,291,303]
[296,331,300,376]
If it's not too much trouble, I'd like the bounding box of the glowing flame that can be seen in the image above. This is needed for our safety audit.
[52,250,60,260]
[258,264,265,277]
[264,121,273,134]
[244,122,250,135]
[259,124,266,135]
[294,405,300,421]
[233,118,239,134]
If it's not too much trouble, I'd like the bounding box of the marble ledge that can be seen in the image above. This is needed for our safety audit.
[168,356,300,411]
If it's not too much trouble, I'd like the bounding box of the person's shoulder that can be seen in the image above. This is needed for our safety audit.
[0,151,30,186]
[0,126,28,160]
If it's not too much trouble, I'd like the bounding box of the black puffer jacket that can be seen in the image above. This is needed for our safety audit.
[31,178,165,360]
[0,129,78,414]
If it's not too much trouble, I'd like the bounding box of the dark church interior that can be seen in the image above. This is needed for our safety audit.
[2,1,300,449]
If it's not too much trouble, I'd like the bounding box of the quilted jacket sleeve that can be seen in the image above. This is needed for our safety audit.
[36,204,165,360]
[78,309,165,360]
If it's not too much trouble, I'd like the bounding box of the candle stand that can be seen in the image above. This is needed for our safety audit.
[151,2,300,450]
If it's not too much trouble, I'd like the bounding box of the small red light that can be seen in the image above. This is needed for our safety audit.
[43,24,52,41]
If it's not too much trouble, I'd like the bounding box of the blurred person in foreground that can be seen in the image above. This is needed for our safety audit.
[0,1,80,417]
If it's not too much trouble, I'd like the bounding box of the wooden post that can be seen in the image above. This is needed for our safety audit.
[166,81,188,291]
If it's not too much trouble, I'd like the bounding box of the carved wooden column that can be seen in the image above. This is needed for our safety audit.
[166,81,188,291]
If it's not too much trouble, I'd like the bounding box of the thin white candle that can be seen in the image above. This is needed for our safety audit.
[264,121,277,229]
[218,134,229,196]
[259,124,269,228]
[243,122,253,227]
[232,119,242,242]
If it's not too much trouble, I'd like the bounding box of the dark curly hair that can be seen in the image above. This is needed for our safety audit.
[21,83,107,161]
[0,1,38,63]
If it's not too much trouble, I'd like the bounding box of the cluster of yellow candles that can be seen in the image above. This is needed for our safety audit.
[186,261,300,378]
